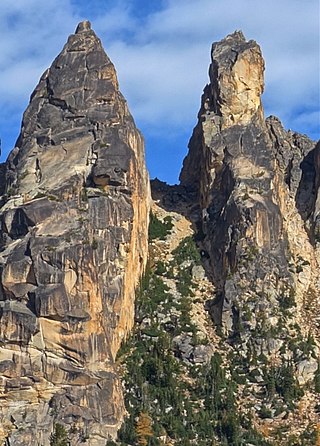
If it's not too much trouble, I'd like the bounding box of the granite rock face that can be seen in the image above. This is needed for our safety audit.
[1,24,319,445]
[180,31,319,384]
[0,21,150,445]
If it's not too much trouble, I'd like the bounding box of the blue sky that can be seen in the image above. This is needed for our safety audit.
[0,0,319,184]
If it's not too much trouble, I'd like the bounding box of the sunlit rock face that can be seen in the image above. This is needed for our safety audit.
[180,31,319,351]
[209,30,265,129]
[180,31,266,195]
[0,20,150,446]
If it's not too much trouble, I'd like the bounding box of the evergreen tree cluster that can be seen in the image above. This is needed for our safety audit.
[148,212,173,241]
[115,224,319,446]
[116,234,269,445]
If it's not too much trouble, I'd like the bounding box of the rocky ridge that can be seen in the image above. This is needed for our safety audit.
[0,21,150,445]
[179,31,320,442]
[0,23,319,446]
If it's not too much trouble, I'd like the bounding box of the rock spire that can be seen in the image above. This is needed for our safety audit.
[180,32,320,428]
[0,21,150,445]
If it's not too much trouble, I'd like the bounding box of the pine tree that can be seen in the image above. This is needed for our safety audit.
[50,423,68,446]
[136,412,154,446]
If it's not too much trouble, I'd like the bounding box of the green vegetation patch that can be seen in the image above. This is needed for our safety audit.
[148,212,173,241]
[172,235,201,265]
[115,229,269,445]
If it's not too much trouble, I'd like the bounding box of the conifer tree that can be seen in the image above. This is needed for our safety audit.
[50,423,68,446]
[136,412,153,446]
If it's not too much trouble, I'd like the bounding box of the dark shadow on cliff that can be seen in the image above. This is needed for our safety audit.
[295,147,317,224]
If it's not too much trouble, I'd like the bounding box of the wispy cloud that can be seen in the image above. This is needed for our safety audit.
[0,0,78,101]
[0,0,319,183]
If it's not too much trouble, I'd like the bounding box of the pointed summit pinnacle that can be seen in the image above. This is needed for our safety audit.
[225,30,246,42]
[208,31,265,128]
[75,20,92,33]
[0,20,150,444]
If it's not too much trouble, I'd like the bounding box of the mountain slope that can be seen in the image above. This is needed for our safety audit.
[116,32,320,446]
[116,187,319,445]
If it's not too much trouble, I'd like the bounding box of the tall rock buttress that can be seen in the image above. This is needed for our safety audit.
[180,31,320,415]
[0,21,150,445]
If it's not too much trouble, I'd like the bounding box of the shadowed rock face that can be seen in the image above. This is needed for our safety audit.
[0,21,150,445]
[180,32,320,343]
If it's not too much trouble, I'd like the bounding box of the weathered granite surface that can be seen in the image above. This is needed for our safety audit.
[180,30,319,380]
[0,24,319,444]
[0,21,150,445]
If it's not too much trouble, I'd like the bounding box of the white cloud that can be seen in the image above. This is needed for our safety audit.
[0,0,79,104]
[100,0,319,142]
[106,40,208,126]
[93,5,136,35]
[0,0,319,182]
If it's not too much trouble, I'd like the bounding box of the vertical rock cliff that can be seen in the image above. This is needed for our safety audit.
[0,21,150,445]
[0,24,319,445]
[180,30,320,334]
[180,31,320,438]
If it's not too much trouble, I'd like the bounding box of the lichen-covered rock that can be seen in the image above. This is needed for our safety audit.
[0,21,150,445]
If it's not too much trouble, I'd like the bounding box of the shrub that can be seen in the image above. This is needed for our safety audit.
[259,405,272,419]
[136,412,154,446]
[105,441,118,446]
[279,287,296,310]
[136,273,171,317]
[154,261,166,276]
[275,362,304,406]
[176,268,193,297]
